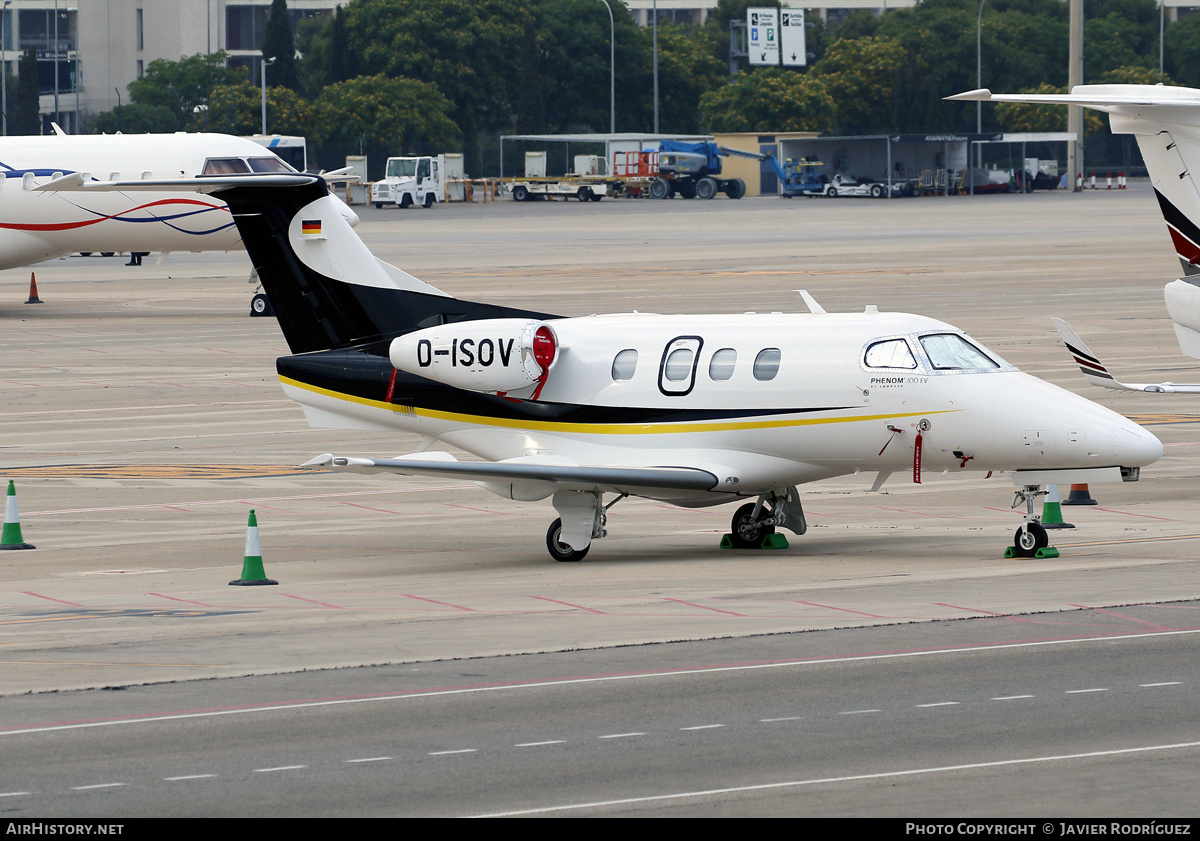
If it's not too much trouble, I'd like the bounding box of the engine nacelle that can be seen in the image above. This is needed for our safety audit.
[389,318,559,394]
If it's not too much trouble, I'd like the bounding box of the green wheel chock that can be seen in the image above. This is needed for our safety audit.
[1034,546,1060,559]
[719,534,735,549]
[760,533,789,550]
[1003,546,1019,559]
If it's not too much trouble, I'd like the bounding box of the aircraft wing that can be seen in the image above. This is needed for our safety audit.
[1051,317,1200,393]
[300,453,720,494]
[945,87,1200,110]
[33,172,318,194]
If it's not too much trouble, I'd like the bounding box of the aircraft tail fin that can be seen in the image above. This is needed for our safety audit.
[36,173,551,355]
[1051,316,1200,393]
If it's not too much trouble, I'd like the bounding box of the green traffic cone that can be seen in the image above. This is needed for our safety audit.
[1,480,34,550]
[229,509,277,585]
[1041,484,1075,530]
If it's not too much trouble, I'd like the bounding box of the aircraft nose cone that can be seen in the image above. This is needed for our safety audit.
[1116,422,1163,467]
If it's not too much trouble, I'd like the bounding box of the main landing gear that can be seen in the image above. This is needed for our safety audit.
[1007,484,1059,559]
[544,490,627,562]
[722,488,807,550]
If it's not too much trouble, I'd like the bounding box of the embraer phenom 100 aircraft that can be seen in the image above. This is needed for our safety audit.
[39,172,1162,561]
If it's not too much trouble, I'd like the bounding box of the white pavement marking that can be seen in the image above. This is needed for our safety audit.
[1066,688,1109,694]
[253,765,307,773]
[759,716,802,722]
[680,724,725,731]
[839,709,882,715]
[70,782,127,790]
[429,749,477,756]
[344,757,392,763]
[6,629,1198,738]
[992,695,1034,700]
[598,732,646,739]
[164,774,216,781]
[515,741,566,747]
[473,738,1200,817]
[1140,681,1182,687]
[916,702,960,708]
[0,792,30,798]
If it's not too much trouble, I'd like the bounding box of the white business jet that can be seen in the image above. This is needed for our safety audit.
[38,172,1163,561]
[948,84,1200,374]
[0,130,354,300]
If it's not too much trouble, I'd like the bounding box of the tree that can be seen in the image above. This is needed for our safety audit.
[90,103,176,134]
[809,35,906,133]
[13,48,41,135]
[262,0,300,91]
[208,82,314,137]
[515,19,544,134]
[699,68,836,133]
[311,74,460,176]
[123,52,247,130]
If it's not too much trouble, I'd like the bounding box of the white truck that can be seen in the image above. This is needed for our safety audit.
[371,155,446,208]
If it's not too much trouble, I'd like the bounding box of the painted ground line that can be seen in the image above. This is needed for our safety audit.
[839,709,881,715]
[759,717,802,722]
[253,765,307,773]
[0,792,30,798]
[916,702,959,708]
[1140,681,1182,687]
[163,774,216,781]
[1065,688,1108,694]
[7,627,1199,738]
[515,741,567,747]
[680,724,725,731]
[598,732,646,739]
[344,757,392,763]
[992,695,1034,700]
[472,738,1200,817]
[71,783,127,790]
[429,749,477,756]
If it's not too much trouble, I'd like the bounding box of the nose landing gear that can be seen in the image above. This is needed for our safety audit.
[1007,485,1060,559]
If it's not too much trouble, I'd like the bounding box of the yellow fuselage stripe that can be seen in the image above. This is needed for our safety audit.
[280,376,960,435]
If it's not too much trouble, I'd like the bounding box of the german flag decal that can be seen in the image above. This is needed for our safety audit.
[301,219,322,236]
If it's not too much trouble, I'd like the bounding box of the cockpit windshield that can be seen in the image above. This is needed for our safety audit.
[386,159,418,178]
[919,333,1001,370]
[202,156,296,175]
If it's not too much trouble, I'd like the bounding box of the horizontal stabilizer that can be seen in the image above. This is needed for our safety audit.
[1051,317,1200,393]
[301,453,719,493]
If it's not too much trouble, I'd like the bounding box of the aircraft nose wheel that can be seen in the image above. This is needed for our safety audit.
[1013,522,1049,558]
[729,502,775,549]
[546,518,589,562]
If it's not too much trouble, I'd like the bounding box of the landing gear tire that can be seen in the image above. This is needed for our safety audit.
[730,502,775,549]
[546,518,589,562]
[696,177,718,200]
[1013,522,1049,557]
[650,178,671,200]
[250,292,273,317]
[512,185,530,202]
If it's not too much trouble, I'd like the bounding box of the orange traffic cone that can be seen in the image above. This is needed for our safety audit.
[24,273,41,304]
[1062,484,1098,506]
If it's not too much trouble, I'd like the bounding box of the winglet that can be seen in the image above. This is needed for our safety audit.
[944,88,993,102]
[1050,317,1121,388]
